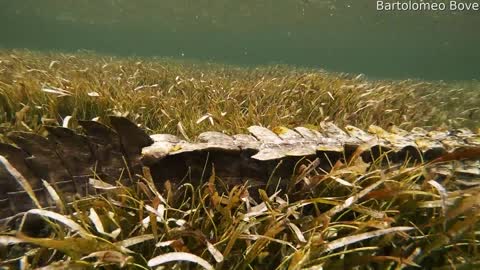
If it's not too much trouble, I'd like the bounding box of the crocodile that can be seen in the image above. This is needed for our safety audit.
[0,116,479,226]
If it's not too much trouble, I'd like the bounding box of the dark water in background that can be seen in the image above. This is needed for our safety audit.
[0,0,479,81]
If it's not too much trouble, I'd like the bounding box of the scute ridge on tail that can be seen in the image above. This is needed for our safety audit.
[0,116,479,223]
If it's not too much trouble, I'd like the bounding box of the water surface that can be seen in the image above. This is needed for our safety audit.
[0,0,479,80]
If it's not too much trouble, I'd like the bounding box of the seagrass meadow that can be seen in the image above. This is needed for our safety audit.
[0,49,480,270]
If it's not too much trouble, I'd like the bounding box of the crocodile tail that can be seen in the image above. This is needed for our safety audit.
[0,116,152,223]
[1,117,480,224]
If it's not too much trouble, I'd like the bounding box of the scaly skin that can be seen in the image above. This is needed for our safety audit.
[0,116,479,224]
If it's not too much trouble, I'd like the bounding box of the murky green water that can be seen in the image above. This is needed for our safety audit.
[1,0,479,80]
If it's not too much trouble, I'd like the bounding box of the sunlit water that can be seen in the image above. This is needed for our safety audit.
[0,0,479,81]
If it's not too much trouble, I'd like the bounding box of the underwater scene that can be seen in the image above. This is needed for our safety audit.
[0,1,479,269]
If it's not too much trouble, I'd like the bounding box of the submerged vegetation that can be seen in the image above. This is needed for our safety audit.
[0,49,479,269]
[2,160,480,269]
[0,49,479,137]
